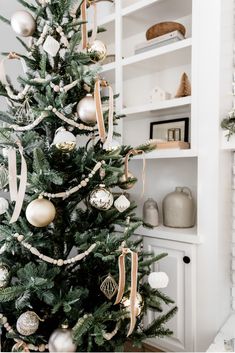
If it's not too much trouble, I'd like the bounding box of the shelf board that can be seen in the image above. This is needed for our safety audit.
[101,61,116,73]
[88,13,115,31]
[132,148,197,160]
[100,62,116,82]
[121,96,192,117]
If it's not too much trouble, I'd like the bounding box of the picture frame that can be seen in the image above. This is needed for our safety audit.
[150,117,189,142]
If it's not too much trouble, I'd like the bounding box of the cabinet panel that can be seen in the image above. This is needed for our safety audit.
[143,237,196,352]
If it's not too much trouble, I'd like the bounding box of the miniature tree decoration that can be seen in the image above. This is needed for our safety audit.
[175,72,191,98]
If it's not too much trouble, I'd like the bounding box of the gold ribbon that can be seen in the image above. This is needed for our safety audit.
[81,0,98,49]
[8,142,27,223]
[115,247,138,337]
[124,149,146,196]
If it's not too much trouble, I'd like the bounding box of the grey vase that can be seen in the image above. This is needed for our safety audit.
[163,187,196,228]
[143,198,159,227]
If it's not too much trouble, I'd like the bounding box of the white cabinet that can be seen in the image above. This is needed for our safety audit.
[143,237,196,352]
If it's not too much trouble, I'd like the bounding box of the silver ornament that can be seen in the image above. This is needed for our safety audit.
[49,327,76,352]
[0,263,10,288]
[114,195,130,213]
[122,292,143,317]
[0,165,8,190]
[0,197,9,215]
[43,35,60,57]
[26,197,56,227]
[87,40,107,62]
[77,94,96,125]
[52,127,76,152]
[89,184,114,210]
[16,311,40,336]
[11,11,36,37]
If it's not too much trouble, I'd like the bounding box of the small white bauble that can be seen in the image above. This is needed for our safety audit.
[48,327,76,352]
[89,184,114,210]
[16,311,40,336]
[77,94,96,125]
[43,35,60,57]
[26,197,56,227]
[53,127,76,152]
[11,11,36,37]
[114,195,130,213]
[0,197,8,215]
[148,272,169,289]
[87,40,107,62]
[0,263,10,288]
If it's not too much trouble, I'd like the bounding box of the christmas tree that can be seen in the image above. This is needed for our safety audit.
[0,1,176,352]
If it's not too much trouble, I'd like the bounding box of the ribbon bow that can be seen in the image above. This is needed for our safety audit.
[115,247,138,337]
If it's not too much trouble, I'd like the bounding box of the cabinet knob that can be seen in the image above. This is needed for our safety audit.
[183,256,191,264]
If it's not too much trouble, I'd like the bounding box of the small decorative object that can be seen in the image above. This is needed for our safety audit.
[0,263,10,288]
[148,272,169,289]
[43,35,60,57]
[0,197,8,215]
[103,139,120,152]
[122,292,143,317]
[77,94,96,125]
[175,73,191,98]
[16,311,40,336]
[150,118,189,142]
[119,172,136,190]
[11,10,36,37]
[163,187,196,228]
[26,196,56,227]
[52,127,76,152]
[155,141,190,149]
[100,274,118,299]
[167,129,175,141]
[48,325,76,352]
[146,21,186,40]
[87,40,107,62]
[89,184,114,210]
[0,164,8,190]
[149,86,171,103]
[114,195,130,213]
[173,128,181,141]
[143,198,159,227]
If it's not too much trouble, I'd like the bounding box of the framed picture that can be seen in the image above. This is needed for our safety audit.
[150,117,189,142]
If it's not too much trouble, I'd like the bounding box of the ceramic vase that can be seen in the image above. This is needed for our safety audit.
[143,198,159,227]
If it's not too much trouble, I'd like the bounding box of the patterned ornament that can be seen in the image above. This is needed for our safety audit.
[119,172,136,190]
[114,195,130,213]
[148,272,169,289]
[0,263,10,288]
[88,40,107,62]
[26,196,56,227]
[0,165,8,190]
[53,127,76,152]
[89,184,114,210]
[48,326,76,352]
[43,35,60,57]
[16,311,40,336]
[122,292,143,317]
[77,94,96,125]
[0,197,9,215]
[100,274,118,299]
[11,11,36,37]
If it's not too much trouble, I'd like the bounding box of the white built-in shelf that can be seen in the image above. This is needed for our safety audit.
[100,62,115,82]
[101,61,116,73]
[88,13,115,31]
[121,96,191,117]
[132,148,197,160]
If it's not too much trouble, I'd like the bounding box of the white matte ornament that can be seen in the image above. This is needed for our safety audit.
[53,127,76,152]
[0,197,8,215]
[43,35,60,57]
[26,197,56,227]
[114,195,130,213]
[11,11,36,37]
[148,272,169,289]
[16,311,40,336]
[77,94,96,125]
[48,328,76,352]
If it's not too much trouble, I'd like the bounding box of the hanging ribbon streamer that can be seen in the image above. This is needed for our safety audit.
[115,247,138,337]
[103,85,114,149]
[124,149,146,197]
[81,0,98,49]
[8,142,27,223]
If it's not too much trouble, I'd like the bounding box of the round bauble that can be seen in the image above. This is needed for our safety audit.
[89,184,114,210]
[119,171,136,190]
[53,127,76,152]
[11,11,36,37]
[0,263,10,288]
[48,327,76,352]
[26,197,56,227]
[16,311,40,336]
[148,272,169,289]
[0,197,8,215]
[122,292,143,317]
[77,94,96,125]
[87,40,107,62]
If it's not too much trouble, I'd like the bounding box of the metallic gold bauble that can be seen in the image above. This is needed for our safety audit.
[48,327,76,352]
[119,172,136,190]
[16,311,40,336]
[122,292,143,317]
[26,197,56,228]
[53,127,76,152]
[11,11,36,37]
[0,197,9,215]
[89,184,114,210]
[77,94,96,125]
[87,40,107,62]
[0,263,10,288]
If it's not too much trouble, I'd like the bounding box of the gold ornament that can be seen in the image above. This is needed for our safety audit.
[87,40,107,62]
[77,94,96,125]
[100,274,118,300]
[48,326,76,352]
[0,164,8,190]
[121,292,143,317]
[26,196,56,227]
[52,127,76,152]
[0,263,10,288]
[119,172,136,190]
[89,184,114,210]
[16,311,40,336]
[11,11,36,37]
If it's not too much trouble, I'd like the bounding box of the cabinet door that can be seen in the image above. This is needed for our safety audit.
[143,237,196,352]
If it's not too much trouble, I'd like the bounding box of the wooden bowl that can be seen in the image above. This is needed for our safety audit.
[146,22,186,40]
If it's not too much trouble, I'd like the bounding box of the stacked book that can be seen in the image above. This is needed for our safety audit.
[134,30,185,55]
